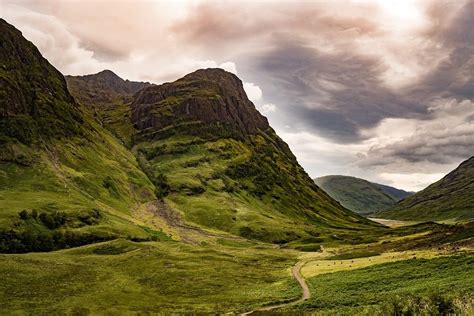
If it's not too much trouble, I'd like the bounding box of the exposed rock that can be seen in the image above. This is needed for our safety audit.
[131,68,269,138]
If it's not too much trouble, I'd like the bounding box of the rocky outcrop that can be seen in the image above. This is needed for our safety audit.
[131,68,269,138]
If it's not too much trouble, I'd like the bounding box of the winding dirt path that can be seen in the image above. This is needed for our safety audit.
[240,260,310,315]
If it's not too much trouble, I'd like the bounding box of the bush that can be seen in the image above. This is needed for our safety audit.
[78,208,102,225]
[153,173,170,198]
[18,210,29,220]
[384,294,466,316]
[31,209,38,219]
[39,211,67,229]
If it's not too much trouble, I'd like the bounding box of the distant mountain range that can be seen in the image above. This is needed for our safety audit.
[377,157,474,222]
[314,175,414,216]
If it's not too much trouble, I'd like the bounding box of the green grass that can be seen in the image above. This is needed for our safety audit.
[314,175,412,216]
[325,250,381,260]
[0,111,160,247]
[297,254,474,314]
[0,239,300,314]
[133,134,381,244]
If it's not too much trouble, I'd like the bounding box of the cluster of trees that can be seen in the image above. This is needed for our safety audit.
[19,209,66,229]
[0,229,113,253]
[17,208,102,229]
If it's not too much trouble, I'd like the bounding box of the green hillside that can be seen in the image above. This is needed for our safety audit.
[378,157,474,222]
[68,68,378,244]
[1,17,378,254]
[0,19,163,252]
[314,175,413,216]
[0,18,473,315]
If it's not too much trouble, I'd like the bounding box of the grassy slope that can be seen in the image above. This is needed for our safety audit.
[298,254,474,314]
[314,175,401,216]
[0,19,162,246]
[0,239,300,314]
[135,133,380,244]
[128,70,379,244]
[378,157,474,222]
[0,115,158,239]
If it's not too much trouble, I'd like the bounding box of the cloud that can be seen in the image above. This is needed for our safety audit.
[259,103,277,114]
[219,62,237,75]
[3,0,472,191]
[359,98,474,168]
[243,82,262,102]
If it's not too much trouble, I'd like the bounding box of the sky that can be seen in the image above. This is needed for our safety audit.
[3,0,473,191]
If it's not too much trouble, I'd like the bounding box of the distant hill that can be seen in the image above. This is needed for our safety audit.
[377,157,474,222]
[314,175,413,216]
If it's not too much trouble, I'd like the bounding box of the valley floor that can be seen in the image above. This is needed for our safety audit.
[1,222,473,315]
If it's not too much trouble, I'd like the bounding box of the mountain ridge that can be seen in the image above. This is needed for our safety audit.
[314,175,414,216]
[377,157,474,221]
[1,18,379,253]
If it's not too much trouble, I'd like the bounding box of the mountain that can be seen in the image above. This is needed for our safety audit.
[375,183,414,201]
[1,18,378,254]
[314,175,413,216]
[377,157,474,222]
[0,19,159,252]
[66,70,150,145]
[70,67,378,243]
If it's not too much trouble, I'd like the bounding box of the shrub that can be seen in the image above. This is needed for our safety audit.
[31,209,38,219]
[39,211,67,229]
[78,208,102,225]
[18,210,29,220]
[153,173,170,198]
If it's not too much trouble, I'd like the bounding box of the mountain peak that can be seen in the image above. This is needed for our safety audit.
[131,68,269,139]
[182,68,237,80]
[95,69,122,80]
[66,69,150,105]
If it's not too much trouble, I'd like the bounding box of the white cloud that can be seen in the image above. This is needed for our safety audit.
[243,82,262,102]
[259,103,277,114]
[378,173,445,192]
[219,61,237,74]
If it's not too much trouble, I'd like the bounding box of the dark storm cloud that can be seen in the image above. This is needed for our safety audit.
[360,121,474,168]
[418,1,474,99]
[239,1,474,165]
[245,43,426,143]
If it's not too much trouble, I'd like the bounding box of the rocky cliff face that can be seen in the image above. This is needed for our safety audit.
[0,18,83,143]
[131,68,269,139]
